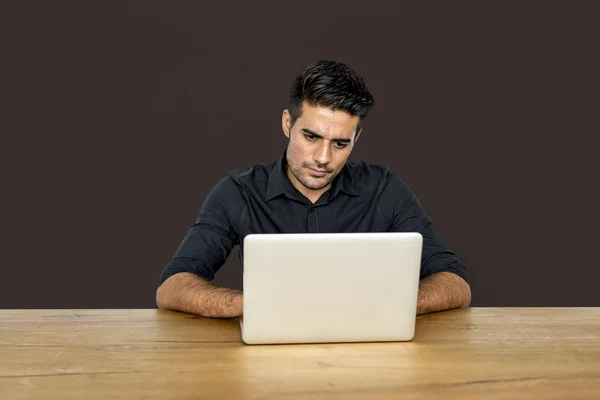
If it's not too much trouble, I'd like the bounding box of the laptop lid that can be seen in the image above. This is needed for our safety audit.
[241,232,423,344]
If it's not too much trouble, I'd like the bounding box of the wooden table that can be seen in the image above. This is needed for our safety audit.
[1,308,599,399]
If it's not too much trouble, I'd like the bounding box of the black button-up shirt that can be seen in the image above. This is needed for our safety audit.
[158,151,467,287]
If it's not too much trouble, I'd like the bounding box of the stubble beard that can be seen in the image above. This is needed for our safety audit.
[294,167,332,190]
[286,148,334,191]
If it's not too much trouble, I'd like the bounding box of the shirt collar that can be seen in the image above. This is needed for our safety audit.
[266,149,360,202]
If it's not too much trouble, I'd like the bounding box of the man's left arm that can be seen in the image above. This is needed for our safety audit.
[417,271,471,315]
[385,172,471,315]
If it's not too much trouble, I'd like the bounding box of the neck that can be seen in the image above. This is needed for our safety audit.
[285,166,330,204]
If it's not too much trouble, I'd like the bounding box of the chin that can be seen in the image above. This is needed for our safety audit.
[303,178,330,191]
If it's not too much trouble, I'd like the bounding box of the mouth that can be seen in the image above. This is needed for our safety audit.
[307,167,329,178]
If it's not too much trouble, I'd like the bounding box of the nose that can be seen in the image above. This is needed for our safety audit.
[313,142,331,166]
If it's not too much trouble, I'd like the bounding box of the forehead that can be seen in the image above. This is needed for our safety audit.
[297,102,359,139]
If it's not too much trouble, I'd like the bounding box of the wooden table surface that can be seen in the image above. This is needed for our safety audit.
[1,308,599,399]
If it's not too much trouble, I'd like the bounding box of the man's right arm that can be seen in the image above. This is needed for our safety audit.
[156,272,243,318]
[156,176,242,318]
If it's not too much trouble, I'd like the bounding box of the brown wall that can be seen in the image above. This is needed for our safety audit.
[1,1,599,308]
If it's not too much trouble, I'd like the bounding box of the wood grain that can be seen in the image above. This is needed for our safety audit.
[0,308,598,399]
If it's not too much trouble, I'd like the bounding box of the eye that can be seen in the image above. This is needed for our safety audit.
[304,134,316,141]
[334,142,348,149]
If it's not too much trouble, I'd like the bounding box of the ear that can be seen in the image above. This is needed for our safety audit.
[354,127,362,143]
[282,109,291,138]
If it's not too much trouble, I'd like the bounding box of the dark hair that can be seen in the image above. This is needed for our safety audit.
[288,60,374,131]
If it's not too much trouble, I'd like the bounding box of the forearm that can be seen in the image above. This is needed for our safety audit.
[417,271,471,315]
[156,272,243,318]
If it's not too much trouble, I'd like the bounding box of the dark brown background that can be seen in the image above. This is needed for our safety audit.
[1,1,599,308]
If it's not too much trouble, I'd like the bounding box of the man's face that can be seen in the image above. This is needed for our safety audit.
[282,101,361,201]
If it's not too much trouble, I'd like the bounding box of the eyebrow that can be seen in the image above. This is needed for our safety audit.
[301,128,352,144]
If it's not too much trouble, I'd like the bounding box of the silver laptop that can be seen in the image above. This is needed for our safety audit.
[240,232,423,345]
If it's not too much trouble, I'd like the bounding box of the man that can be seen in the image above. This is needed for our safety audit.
[156,60,471,318]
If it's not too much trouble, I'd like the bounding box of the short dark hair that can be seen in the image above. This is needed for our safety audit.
[288,60,375,131]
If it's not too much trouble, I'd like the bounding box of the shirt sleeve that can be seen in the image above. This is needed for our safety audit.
[386,173,468,282]
[157,176,240,287]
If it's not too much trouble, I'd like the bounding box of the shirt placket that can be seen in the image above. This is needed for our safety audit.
[307,206,319,233]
